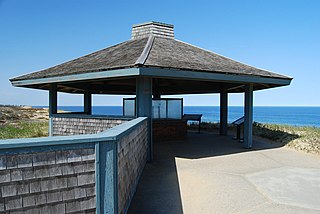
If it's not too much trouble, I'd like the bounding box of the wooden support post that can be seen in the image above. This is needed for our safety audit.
[49,84,57,136]
[49,83,57,116]
[84,90,92,115]
[153,79,161,99]
[244,84,253,148]
[220,88,228,135]
[136,77,153,161]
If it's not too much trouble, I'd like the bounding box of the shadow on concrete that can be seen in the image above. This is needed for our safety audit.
[128,130,295,213]
[128,139,184,214]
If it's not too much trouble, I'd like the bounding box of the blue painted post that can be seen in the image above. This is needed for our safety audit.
[84,90,92,115]
[49,117,53,136]
[244,84,253,148]
[49,84,57,136]
[95,141,118,214]
[49,83,57,115]
[136,77,153,161]
[220,88,228,136]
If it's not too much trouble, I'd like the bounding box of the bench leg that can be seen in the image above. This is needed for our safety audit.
[237,125,240,139]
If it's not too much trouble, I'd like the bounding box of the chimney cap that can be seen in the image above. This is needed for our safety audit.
[132,21,174,28]
[131,21,174,40]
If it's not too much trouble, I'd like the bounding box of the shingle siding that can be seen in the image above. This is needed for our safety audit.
[117,120,148,213]
[0,148,96,213]
[52,116,130,136]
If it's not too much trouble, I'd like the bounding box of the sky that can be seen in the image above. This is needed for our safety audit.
[0,0,319,107]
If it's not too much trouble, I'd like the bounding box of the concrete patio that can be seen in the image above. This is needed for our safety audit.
[128,131,320,214]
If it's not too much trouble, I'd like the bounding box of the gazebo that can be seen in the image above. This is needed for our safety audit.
[10,21,292,161]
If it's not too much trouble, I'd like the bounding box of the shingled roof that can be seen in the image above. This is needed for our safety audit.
[10,22,291,83]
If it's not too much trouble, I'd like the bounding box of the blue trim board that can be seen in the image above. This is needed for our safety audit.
[11,67,292,88]
[52,113,136,120]
[140,67,292,86]
[95,142,101,214]
[0,143,95,155]
[95,141,119,214]
[96,141,118,214]
[11,68,140,86]
[0,117,147,150]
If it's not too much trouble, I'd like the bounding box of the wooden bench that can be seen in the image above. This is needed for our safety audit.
[183,114,202,133]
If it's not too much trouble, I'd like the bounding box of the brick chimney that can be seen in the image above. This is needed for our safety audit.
[131,21,174,40]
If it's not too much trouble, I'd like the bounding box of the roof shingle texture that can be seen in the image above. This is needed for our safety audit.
[12,38,148,81]
[11,36,290,81]
[146,38,289,79]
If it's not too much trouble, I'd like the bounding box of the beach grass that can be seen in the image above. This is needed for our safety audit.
[253,122,320,154]
[0,121,48,139]
[188,122,320,155]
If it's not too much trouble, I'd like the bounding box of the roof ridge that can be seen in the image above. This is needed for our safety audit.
[135,36,155,65]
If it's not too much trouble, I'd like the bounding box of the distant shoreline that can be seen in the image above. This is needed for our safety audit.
[33,106,320,128]
[33,105,320,107]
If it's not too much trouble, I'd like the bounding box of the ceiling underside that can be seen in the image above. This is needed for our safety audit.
[22,77,281,95]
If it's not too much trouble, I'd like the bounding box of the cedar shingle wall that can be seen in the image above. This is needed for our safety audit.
[0,148,96,213]
[52,116,130,136]
[118,120,148,213]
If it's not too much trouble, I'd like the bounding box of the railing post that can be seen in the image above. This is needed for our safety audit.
[95,141,118,214]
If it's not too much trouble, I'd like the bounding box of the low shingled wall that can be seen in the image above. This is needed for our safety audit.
[118,119,148,213]
[0,146,96,213]
[51,114,133,136]
[0,117,148,214]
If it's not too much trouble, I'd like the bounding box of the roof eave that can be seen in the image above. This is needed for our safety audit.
[139,67,292,86]
[10,67,292,91]
[10,68,140,87]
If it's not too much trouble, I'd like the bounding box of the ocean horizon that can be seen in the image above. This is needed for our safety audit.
[34,106,320,128]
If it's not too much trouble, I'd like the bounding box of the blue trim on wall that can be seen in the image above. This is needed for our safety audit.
[0,117,147,150]
[52,113,136,120]
[96,141,118,214]
[95,142,101,214]
[0,143,95,155]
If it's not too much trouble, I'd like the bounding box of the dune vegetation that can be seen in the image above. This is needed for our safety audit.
[253,122,320,155]
[0,105,49,139]
[0,121,48,139]
[189,121,320,155]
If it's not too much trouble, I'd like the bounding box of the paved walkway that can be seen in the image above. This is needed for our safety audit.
[128,132,320,214]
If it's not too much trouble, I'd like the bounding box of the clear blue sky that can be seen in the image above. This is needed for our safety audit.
[0,0,319,106]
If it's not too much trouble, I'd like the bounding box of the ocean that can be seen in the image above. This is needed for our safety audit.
[35,106,320,127]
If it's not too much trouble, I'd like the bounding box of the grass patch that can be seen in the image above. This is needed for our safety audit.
[253,122,320,154]
[0,121,49,139]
